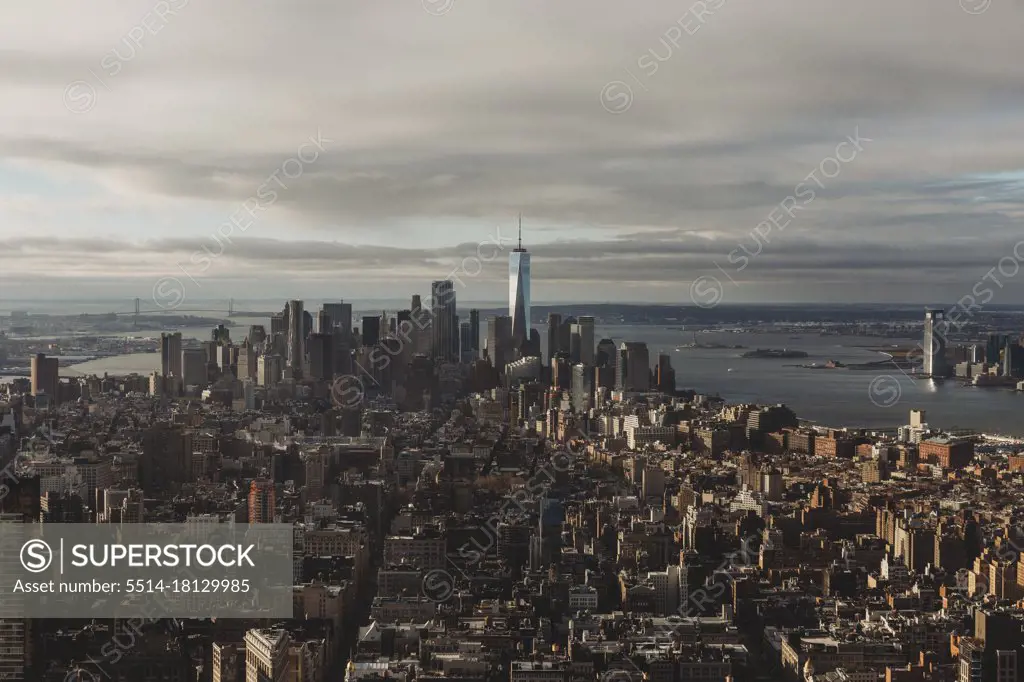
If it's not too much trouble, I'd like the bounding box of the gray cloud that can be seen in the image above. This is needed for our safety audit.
[1,0,1024,302]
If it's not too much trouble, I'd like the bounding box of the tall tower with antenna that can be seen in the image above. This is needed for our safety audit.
[509,214,531,348]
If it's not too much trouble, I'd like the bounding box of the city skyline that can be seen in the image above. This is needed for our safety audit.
[2,1,1024,304]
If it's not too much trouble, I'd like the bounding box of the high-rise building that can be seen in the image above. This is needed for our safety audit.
[322,302,352,338]
[248,325,267,347]
[469,309,481,352]
[316,309,332,334]
[576,316,595,365]
[923,309,947,377]
[596,338,617,367]
[487,315,513,373]
[248,479,275,524]
[237,342,258,381]
[287,300,305,379]
[656,353,676,393]
[431,280,458,362]
[571,363,591,412]
[308,333,333,381]
[546,313,562,366]
[212,642,244,682]
[244,628,293,681]
[361,316,381,347]
[986,333,1009,364]
[0,514,27,681]
[616,342,650,392]
[182,348,207,386]
[460,322,474,362]
[160,332,183,378]
[509,216,531,348]
[30,353,59,406]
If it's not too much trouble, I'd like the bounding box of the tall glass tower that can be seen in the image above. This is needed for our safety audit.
[509,216,531,347]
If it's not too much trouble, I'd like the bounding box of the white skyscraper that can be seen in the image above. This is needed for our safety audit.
[509,216,531,347]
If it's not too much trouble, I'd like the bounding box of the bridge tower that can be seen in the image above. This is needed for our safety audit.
[133,297,140,327]
[228,298,235,317]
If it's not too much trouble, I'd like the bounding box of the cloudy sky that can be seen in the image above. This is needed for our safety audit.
[3,0,1024,307]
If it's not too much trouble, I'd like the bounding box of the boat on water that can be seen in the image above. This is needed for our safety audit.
[742,348,809,359]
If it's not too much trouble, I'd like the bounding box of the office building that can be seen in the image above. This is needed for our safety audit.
[322,301,352,338]
[160,332,183,378]
[316,309,332,334]
[286,300,305,379]
[487,315,513,373]
[30,353,59,406]
[308,333,333,381]
[237,342,257,381]
[361,316,381,347]
[616,342,650,392]
[655,353,676,393]
[469,309,481,352]
[182,348,208,386]
[212,642,244,682]
[986,333,1008,364]
[923,309,947,377]
[247,325,267,347]
[596,338,617,367]
[576,316,595,365]
[547,313,562,365]
[248,479,275,524]
[571,363,591,413]
[431,280,458,362]
[258,354,283,387]
[0,515,27,682]
[509,217,531,348]
[244,628,292,681]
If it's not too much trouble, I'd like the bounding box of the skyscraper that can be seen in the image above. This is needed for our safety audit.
[509,216,531,348]
[487,315,513,373]
[361,316,381,347]
[431,280,458,362]
[248,479,275,524]
[316,309,332,334]
[616,342,650,392]
[0,514,27,682]
[322,302,352,338]
[30,353,59,406]
[923,309,947,378]
[469,309,481,352]
[308,333,334,381]
[547,313,562,366]
[656,353,676,393]
[286,300,305,379]
[577,316,596,365]
[160,332,183,378]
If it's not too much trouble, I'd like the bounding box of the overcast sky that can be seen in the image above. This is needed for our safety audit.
[3,0,1024,306]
